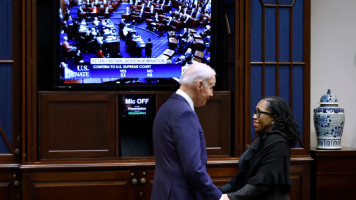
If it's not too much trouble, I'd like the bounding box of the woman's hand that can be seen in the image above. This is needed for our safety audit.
[223,194,230,200]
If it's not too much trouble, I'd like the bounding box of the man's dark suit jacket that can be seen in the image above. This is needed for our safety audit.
[151,93,222,200]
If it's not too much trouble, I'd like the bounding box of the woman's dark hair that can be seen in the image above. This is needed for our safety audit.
[261,96,300,147]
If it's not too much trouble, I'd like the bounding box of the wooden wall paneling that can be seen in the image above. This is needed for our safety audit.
[244,0,252,154]
[12,0,23,164]
[22,170,135,200]
[25,0,38,162]
[137,169,155,199]
[311,147,356,200]
[157,91,231,156]
[234,0,246,157]
[314,174,356,200]
[19,161,310,200]
[156,92,173,112]
[38,92,116,160]
[208,162,239,186]
[302,0,311,155]
[0,165,21,200]
[19,165,239,200]
[196,91,230,156]
[0,181,12,200]
[208,159,311,200]
[36,91,231,160]
[289,158,312,200]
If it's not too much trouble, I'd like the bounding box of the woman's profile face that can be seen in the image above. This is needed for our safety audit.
[253,99,275,134]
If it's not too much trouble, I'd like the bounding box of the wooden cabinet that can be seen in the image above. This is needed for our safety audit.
[20,160,311,200]
[19,91,233,199]
[23,91,310,200]
[21,162,241,200]
[210,159,311,200]
[311,147,356,200]
[289,159,312,200]
[0,165,20,200]
[34,91,231,161]
[22,165,155,200]
[38,93,117,160]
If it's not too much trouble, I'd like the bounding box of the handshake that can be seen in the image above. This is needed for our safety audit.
[222,194,230,200]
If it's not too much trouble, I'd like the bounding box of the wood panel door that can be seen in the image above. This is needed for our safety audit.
[135,169,155,200]
[22,170,135,200]
[38,92,117,160]
[0,166,20,200]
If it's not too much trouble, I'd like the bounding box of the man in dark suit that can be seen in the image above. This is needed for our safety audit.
[145,38,153,58]
[151,63,225,200]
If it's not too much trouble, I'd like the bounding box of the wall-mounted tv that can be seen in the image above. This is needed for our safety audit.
[37,0,219,91]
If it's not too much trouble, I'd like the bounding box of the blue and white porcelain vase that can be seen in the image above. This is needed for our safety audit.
[314,89,345,149]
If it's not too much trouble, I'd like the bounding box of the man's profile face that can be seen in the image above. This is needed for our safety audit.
[195,75,215,107]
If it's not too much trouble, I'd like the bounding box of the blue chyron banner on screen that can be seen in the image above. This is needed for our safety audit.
[64,64,182,79]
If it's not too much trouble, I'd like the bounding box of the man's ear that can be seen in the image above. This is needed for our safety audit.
[197,81,203,90]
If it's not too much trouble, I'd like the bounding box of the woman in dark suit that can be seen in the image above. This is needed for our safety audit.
[220,96,300,200]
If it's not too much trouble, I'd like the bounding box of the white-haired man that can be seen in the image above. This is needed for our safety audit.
[151,63,227,200]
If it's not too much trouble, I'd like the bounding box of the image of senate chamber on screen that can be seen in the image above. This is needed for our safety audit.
[59,0,212,85]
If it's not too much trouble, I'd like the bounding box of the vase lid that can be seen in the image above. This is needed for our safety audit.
[320,89,338,105]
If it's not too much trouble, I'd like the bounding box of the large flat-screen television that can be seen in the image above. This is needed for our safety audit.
[37,0,221,91]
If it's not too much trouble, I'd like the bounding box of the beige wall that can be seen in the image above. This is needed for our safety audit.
[311,0,356,148]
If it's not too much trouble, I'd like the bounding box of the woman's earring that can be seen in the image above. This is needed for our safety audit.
[271,121,274,125]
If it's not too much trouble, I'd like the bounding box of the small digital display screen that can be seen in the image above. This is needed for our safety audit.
[120,94,155,118]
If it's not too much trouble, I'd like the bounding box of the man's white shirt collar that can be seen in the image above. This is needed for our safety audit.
[176,89,194,111]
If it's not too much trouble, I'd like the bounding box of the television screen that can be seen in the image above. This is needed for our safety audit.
[57,0,213,88]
